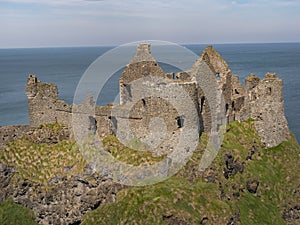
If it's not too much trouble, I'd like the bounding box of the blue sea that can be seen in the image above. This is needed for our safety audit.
[0,43,299,143]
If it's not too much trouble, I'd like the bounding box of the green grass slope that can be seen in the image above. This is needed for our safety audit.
[0,199,38,225]
[82,120,300,225]
[0,120,299,224]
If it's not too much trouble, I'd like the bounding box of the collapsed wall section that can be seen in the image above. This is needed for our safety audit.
[25,75,115,139]
[26,75,71,127]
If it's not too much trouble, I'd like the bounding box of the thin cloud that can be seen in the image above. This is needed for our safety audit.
[274,0,300,6]
[1,0,105,6]
[1,0,300,47]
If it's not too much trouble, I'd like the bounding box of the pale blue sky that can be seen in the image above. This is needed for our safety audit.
[0,0,300,47]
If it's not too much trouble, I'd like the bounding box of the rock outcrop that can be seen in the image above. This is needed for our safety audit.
[0,160,122,225]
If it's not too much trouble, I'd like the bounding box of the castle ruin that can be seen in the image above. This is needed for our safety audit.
[24,44,290,149]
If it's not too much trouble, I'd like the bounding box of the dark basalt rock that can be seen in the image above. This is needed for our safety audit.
[223,153,244,179]
[0,164,123,225]
[246,179,259,194]
[200,216,209,224]
[227,211,240,225]
[282,205,300,223]
[0,162,15,201]
[162,213,189,225]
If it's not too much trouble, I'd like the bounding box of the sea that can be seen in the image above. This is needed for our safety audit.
[0,43,299,144]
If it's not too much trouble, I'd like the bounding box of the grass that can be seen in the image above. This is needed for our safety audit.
[207,120,300,224]
[82,119,300,224]
[0,125,86,190]
[82,177,231,225]
[0,199,38,225]
[238,192,285,225]
[102,135,166,166]
[0,120,299,224]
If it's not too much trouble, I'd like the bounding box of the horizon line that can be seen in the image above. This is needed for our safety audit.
[1,41,300,50]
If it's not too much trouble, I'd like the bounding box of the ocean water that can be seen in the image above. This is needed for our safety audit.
[0,43,299,143]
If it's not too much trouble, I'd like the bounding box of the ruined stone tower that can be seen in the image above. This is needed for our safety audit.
[240,73,290,147]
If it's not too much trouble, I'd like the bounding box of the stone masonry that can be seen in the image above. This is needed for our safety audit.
[20,43,290,149]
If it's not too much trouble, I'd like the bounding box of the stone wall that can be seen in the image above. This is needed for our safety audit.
[95,104,114,138]
[241,73,290,147]
[120,44,166,105]
[230,75,245,122]
[117,44,200,155]
[189,46,290,147]
[25,76,115,140]
[26,75,72,127]
[21,44,291,149]
[190,58,223,133]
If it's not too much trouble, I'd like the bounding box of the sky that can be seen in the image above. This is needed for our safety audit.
[0,0,300,48]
